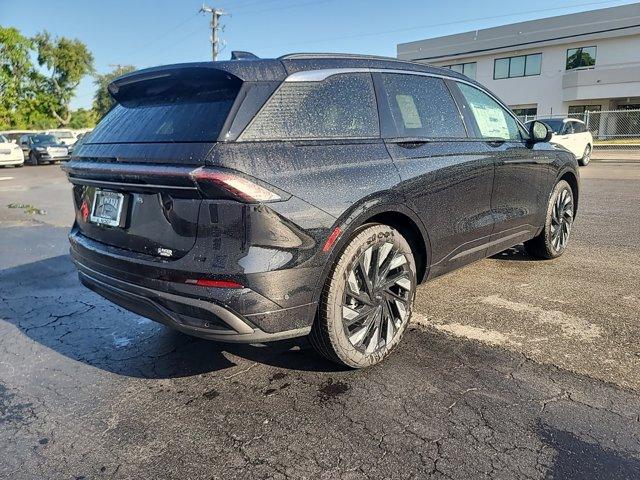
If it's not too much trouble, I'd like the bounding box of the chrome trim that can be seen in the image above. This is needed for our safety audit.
[69,177,197,191]
[285,68,371,82]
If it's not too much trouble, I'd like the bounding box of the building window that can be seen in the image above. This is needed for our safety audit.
[566,46,596,70]
[568,105,601,120]
[444,62,476,79]
[511,107,538,117]
[493,53,542,79]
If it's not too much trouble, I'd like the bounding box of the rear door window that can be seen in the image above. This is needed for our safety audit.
[240,73,379,141]
[378,73,466,139]
[457,83,522,141]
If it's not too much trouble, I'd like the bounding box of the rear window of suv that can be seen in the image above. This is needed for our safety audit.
[87,72,242,144]
[240,73,379,141]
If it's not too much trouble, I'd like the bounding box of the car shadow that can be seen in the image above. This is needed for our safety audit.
[490,245,538,262]
[538,422,640,479]
[0,255,346,379]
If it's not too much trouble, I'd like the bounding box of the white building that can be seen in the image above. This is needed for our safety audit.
[397,3,640,118]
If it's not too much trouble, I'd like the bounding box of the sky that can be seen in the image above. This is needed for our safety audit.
[2,0,638,110]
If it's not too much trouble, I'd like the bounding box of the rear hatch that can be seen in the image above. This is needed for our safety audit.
[66,67,243,259]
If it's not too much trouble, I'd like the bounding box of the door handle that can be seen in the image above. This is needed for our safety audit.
[389,139,430,149]
[485,140,505,148]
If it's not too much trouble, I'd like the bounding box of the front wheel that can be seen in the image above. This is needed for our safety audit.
[524,180,575,259]
[579,145,591,166]
[310,224,417,368]
[28,152,38,166]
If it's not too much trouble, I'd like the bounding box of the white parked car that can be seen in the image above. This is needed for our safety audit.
[533,118,593,166]
[0,134,25,168]
[43,129,78,147]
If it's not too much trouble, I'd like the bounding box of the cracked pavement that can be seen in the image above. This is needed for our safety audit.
[1,163,639,479]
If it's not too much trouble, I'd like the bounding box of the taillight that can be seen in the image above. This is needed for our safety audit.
[190,167,282,203]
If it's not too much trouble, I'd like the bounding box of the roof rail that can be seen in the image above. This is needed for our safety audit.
[230,51,260,60]
[279,52,404,62]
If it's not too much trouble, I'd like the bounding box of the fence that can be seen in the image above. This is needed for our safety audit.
[518,109,640,156]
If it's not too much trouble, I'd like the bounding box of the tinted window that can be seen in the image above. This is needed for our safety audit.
[0,135,7,143]
[494,54,541,79]
[509,56,525,77]
[573,122,585,133]
[241,73,379,140]
[444,62,476,79]
[566,46,596,70]
[525,54,542,76]
[494,58,509,79]
[379,74,466,139]
[457,83,521,140]
[562,123,574,135]
[539,120,564,134]
[88,75,241,143]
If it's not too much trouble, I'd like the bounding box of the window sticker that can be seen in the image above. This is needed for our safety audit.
[470,104,510,139]
[395,95,423,129]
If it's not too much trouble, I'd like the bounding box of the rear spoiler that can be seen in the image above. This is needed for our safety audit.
[108,61,287,102]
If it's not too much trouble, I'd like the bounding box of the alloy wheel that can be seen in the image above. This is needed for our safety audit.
[342,242,413,354]
[550,188,574,251]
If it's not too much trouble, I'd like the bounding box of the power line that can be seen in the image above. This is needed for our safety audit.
[259,0,633,49]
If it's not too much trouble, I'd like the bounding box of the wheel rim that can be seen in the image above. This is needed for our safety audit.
[550,188,574,251]
[584,146,591,163]
[342,242,413,354]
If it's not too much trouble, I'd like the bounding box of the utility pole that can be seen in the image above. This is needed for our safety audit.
[199,4,226,61]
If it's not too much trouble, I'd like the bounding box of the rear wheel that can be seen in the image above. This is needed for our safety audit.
[579,144,591,166]
[524,180,574,259]
[310,224,417,368]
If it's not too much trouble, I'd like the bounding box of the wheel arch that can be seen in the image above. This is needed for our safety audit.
[310,203,432,317]
[558,169,580,216]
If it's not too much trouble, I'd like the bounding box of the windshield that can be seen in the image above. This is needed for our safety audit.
[54,131,74,138]
[31,135,57,144]
[0,135,8,143]
[538,119,565,134]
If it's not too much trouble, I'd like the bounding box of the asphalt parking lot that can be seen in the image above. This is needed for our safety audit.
[1,162,639,479]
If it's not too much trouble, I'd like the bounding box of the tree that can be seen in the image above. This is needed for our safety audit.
[33,31,94,126]
[0,27,35,128]
[68,108,97,129]
[93,65,136,118]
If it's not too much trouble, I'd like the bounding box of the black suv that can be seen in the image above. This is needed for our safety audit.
[21,134,70,165]
[64,53,579,368]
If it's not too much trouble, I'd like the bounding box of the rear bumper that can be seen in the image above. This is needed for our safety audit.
[75,260,312,343]
[0,154,24,165]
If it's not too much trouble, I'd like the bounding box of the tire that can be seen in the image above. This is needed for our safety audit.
[524,180,575,259]
[579,144,591,166]
[29,152,39,166]
[15,163,23,168]
[310,224,417,368]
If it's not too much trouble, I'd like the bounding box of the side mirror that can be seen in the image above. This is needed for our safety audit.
[529,121,552,143]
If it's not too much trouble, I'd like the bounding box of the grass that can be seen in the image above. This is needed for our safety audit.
[593,138,640,145]
[7,203,47,215]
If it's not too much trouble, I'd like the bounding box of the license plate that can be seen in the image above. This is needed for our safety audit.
[50,148,66,157]
[90,190,125,227]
